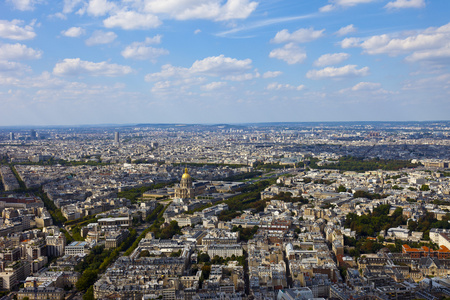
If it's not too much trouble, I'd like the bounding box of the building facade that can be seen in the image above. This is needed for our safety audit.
[174,168,195,199]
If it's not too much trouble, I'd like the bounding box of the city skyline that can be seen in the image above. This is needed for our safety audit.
[1,0,450,126]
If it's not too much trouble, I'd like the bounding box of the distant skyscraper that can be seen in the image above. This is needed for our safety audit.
[114,132,120,145]
[9,132,14,141]
[30,129,37,139]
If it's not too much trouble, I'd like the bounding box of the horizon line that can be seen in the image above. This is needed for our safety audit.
[1,120,450,129]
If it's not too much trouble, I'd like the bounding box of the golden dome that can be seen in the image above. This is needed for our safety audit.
[181,168,191,180]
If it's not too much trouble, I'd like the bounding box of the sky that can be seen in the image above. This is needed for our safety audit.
[0,0,449,126]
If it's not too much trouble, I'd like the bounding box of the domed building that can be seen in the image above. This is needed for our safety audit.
[174,168,195,199]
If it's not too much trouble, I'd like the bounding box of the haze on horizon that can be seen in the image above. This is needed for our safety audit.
[0,0,449,126]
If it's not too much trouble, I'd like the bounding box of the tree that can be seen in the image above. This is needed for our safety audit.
[201,265,211,276]
[344,204,407,238]
[170,250,182,257]
[83,286,95,300]
[76,269,98,291]
[337,185,347,193]
[198,253,211,263]
[420,184,430,191]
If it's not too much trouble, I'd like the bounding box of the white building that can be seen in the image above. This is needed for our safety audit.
[207,244,243,258]
[430,228,450,249]
[64,241,90,256]
[387,227,410,240]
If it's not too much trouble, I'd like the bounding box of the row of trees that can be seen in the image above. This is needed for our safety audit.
[76,229,138,299]
[310,156,420,172]
[270,191,308,204]
[124,203,167,256]
[353,190,388,200]
[221,171,263,181]
[37,188,67,225]
[77,203,171,298]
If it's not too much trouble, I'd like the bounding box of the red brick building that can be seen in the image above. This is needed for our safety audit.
[402,244,450,259]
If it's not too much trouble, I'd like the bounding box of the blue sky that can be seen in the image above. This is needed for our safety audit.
[0,0,449,125]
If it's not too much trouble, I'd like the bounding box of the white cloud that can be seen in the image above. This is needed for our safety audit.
[86,0,116,16]
[336,24,357,36]
[143,35,163,45]
[62,0,83,14]
[122,41,168,62]
[61,27,85,38]
[216,13,317,37]
[266,82,304,91]
[146,55,254,94]
[385,0,425,9]
[53,58,133,76]
[143,0,258,21]
[151,77,206,94]
[342,22,450,64]
[364,30,448,56]
[122,46,169,61]
[0,20,36,40]
[85,30,117,46]
[319,4,334,12]
[402,73,450,91]
[340,37,361,48]
[223,73,257,81]
[351,82,381,91]
[7,0,41,11]
[146,64,190,81]
[314,53,350,67]
[201,81,227,91]
[319,0,376,12]
[335,0,377,6]
[52,13,67,20]
[146,55,253,81]
[338,81,392,95]
[103,10,162,30]
[194,29,201,34]
[306,65,369,79]
[0,60,31,74]
[121,36,166,61]
[405,44,450,63]
[263,71,282,78]
[269,43,307,65]
[58,0,257,29]
[190,55,253,76]
[0,43,42,60]
[272,27,325,44]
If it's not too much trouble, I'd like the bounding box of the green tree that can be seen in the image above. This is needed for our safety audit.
[201,265,211,279]
[83,286,95,300]
[198,253,211,263]
[420,184,430,191]
[337,185,347,193]
[76,269,97,291]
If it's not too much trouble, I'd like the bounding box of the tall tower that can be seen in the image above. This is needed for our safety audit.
[114,132,120,146]
[9,132,14,141]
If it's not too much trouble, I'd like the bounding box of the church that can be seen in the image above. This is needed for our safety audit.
[174,168,195,199]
